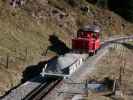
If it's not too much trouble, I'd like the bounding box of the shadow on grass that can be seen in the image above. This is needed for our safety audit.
[1,56,59,98]
[21,61,47,83]
[21,56,58,83]
[21,34,70,82]
[47,34,70,55]
[1,34,70,97]
[122,43,133,51]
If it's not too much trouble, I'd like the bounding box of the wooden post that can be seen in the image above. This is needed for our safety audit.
[112,79,117,93]
[43,46,49,56]
[6,54,9,69]
[85,80,88,96]
[0,56,5,66]
[0,56,1,65]
[122,58,126,74]
[119,66,122,85]
[25,48,28,61]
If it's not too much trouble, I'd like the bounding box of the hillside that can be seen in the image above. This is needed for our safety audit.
[0,0,133,96]
[87,43,133,100]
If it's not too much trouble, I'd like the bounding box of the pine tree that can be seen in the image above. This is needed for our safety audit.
[124,0,133,22]
[107,0,133,22]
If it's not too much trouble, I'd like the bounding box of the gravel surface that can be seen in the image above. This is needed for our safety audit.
[45,53,87,74]
[2,75,46,100]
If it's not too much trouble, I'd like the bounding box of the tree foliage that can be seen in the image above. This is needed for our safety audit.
[107,0,133,22]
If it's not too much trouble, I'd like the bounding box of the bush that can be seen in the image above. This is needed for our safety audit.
[108,0,133,22]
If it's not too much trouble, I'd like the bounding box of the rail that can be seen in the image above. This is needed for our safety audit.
[23,78,62,100]
[101,35,133,48]
[2,35,133,100]
[23,35,133,100]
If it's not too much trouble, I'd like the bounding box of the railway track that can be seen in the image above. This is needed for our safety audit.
[2,35,133,100]
[101,35,133,48]
[23,77,62,100]
[23,35,133,100]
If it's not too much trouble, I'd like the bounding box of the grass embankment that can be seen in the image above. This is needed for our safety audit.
[0,1,69,95]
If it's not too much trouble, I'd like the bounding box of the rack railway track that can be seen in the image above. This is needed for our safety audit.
[22,35,133,100]
[2,35,133,100]
[23,78,62,100]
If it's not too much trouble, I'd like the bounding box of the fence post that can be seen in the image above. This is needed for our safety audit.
[43,46,49,56]
[6,54,9,69]
[0,56,1,65]
[25,47,28,62]
[85,80,88,97]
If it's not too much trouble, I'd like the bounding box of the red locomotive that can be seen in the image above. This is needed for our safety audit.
[72,25,101,55]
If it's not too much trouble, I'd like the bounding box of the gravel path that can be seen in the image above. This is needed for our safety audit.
[2,76,46,100]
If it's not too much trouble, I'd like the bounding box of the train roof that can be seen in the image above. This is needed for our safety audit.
[79,25,101,33]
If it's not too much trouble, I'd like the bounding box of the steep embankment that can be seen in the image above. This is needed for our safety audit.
[0,0,133,96]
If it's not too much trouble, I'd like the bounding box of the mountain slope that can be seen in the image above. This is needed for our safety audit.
[0,0,133,96]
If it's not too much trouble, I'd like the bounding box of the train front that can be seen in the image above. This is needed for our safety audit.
[72,25,101,55]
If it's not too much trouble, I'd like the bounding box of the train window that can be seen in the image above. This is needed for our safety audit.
[93,32,99,38]
[92,32,96,38]
[77,31,87,38]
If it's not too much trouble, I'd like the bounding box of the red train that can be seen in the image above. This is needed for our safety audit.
[41,25,101,78]
[72,25,101,55]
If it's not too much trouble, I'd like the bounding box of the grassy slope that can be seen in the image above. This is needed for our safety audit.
[0,0,133,96]
[88,44,133,99]
[0,0,71,95]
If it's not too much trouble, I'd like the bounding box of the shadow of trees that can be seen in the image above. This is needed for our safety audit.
[2,56,60,98]
[122,43,133,51]
[47,34,70,55]
[102,77,114,90]
[21,56,58,83]
[107,0,128,21]
[21,34,70,82]
[21,61,47,83]
[48,34,70,55]
[2,34,70,97]
[86,0,133,22]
